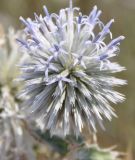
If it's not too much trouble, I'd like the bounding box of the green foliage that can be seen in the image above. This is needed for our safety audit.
[75,145,121,160]
[35,129,69,155]
[32,129,84,155]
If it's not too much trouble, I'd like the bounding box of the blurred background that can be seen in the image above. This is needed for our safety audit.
[0,0,134,159]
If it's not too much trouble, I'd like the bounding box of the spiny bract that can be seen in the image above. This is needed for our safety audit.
[75,144,122,160]
[18,1,126,137]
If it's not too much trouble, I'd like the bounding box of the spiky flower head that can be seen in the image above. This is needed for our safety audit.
[18,1,126,137]
[0,27,36,160]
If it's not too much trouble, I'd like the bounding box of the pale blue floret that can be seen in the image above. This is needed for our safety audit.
[88,6,102,25]
[17,2,126,137]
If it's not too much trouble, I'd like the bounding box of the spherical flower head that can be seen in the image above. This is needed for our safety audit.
[0,27,36,160]
[18,1,126,137]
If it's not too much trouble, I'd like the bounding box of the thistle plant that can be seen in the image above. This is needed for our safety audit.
[17,0,126,137]
[0,27,36,160]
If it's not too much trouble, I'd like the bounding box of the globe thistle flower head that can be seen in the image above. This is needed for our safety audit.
[18,1,126,137]
[0,27,36,160]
